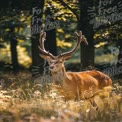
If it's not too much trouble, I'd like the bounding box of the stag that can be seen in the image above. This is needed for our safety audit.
[38,31,112,99]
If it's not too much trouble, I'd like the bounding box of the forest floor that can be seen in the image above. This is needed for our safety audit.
[0,72,122,122]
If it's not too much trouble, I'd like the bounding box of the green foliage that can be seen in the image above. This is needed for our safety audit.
[44,0,79,49]
[0,0,80,68]
[94,22,122,48]
[94,22,122,66]
[0,8,31,68]
[0,44,32,68]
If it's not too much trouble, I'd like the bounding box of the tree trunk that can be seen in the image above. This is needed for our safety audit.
[31,0,57,76]
[45,8,57,56]
[78,0,94,70]
[45,30,57,56]
[31,0,45,76]
[117,39,122,67]
[10,33,19,74]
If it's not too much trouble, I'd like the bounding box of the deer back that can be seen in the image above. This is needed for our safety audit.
[61,70,112,98]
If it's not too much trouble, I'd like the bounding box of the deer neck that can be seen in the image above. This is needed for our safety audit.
[51,65,67,85]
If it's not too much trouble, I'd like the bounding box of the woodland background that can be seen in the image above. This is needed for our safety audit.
[0,0,122,122]
[0,0,122,75]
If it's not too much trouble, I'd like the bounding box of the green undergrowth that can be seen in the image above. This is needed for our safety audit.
[0,73,122,122]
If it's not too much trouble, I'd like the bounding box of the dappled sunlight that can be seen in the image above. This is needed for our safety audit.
[57,40,72,48]
[17,46,32,68]
[0,44,31,68]
[95,53,117,64]
[0,73,122,122]
[0,0,122,121]
[0,44,11,63]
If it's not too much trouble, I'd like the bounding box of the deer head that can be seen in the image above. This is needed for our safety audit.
[38,31,88,73]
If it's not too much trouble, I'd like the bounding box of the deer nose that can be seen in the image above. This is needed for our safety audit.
[50,66,54,70]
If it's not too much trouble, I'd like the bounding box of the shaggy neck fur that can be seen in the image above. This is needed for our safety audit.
[51,65,67,85]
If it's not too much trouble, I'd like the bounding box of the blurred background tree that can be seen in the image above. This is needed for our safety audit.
[31,0,57,76]
[0,0,31,74]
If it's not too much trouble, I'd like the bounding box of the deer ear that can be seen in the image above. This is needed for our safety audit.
[63,55,71,60]
[39,54,51,61]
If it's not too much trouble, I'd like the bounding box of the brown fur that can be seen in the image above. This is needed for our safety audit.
[51,67,112,99]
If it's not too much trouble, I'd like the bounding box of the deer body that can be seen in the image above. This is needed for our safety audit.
[38,31,112,99]
[51,66,112,99]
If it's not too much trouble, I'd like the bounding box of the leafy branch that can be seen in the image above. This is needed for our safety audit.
[58,0,79,21]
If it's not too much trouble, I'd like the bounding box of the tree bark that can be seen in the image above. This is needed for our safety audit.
[10,29,19,74]
[117,39,122,67]
[31,0,45,76]
[78,0,95,70]
[45,8,57,56]
[45,30,57,56]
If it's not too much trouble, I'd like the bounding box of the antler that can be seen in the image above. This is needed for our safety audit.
[38,31,88,60]
[38,31,55,59]
[58,31,88,58]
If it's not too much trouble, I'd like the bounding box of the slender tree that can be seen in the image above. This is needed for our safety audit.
[10,25,19,74]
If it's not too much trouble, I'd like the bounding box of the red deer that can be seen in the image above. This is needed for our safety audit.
[38,31,112,100]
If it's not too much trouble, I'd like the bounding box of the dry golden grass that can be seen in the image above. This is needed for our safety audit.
[0,73,122,122]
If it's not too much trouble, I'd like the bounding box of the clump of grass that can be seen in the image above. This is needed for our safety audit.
[0,72,122,122]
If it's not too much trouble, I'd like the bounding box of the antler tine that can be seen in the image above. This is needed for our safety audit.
[58,31,88,58]
[38,31,55,59]
[81,35,88,45]
[39,31,46,50]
